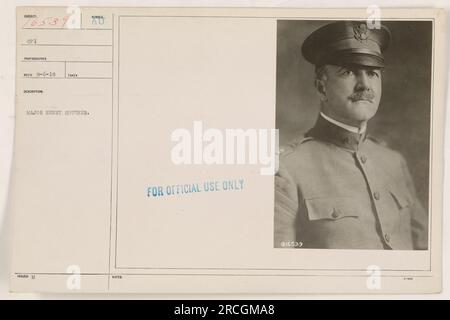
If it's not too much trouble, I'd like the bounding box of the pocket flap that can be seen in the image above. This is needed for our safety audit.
[389,186,411,209]
[305,197,360,221]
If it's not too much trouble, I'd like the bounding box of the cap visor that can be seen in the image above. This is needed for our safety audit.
[327,52,385,68]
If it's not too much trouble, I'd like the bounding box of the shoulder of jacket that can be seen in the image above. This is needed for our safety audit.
[279,135,314,158]
[366,134,389,148]
[366,134,404,162]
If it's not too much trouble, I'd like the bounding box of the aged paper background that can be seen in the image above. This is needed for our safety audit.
[1,1,449,298]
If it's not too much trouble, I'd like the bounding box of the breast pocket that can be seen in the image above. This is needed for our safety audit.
[389,186,413,227]
[389,187,411,211]
[305,197,360,221]
[387,186,414,249]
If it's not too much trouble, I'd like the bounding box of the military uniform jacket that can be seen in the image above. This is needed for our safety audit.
[274,115,428,250]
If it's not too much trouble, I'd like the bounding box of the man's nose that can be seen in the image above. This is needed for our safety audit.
[355,71,371,91]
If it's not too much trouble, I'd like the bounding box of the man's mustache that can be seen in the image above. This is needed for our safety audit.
[349,91,375,102]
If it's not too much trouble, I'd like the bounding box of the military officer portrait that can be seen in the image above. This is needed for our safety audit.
[274,20,431,250]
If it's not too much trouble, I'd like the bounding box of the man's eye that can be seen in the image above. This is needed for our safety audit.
[368,71,380,78]
[341,70,354,76]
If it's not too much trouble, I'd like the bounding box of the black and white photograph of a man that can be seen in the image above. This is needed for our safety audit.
[274,20,430,250]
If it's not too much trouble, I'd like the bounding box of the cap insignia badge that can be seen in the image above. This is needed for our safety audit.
[353,23,369,42]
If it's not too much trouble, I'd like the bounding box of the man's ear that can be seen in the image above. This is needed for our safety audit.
[315,78,327,101]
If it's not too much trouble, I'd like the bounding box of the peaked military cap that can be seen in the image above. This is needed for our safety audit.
[301,21,391,68]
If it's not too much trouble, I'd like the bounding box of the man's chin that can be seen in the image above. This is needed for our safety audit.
[348,110,377,123]
[353,114,376,123]
[350,102,378,117]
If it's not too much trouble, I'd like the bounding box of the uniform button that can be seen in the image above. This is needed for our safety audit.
[384,233,391,243]
[373,192,380,200]
[331,210,339,219]
[360,155,367,163]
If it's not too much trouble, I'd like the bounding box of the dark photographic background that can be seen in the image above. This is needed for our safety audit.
[276,20,432,209]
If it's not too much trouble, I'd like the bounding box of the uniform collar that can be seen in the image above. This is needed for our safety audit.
[307,113,367,151]
[319,112,367,134]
